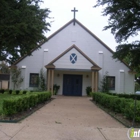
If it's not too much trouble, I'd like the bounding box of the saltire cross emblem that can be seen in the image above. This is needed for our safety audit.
[70,53,77,64]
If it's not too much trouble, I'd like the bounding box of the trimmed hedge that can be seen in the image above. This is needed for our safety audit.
[92,92,140,122]
[107,92,140,100]
[2,91,51,116]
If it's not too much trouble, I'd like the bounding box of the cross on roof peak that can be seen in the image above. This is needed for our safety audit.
[71,7,78,25]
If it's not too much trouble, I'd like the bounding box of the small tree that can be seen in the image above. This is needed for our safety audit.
[11,67,23,89]
[101,72,109,93]
[39,68,45,91]
[0,61,10,74]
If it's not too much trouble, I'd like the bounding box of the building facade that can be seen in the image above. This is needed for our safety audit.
[10,19,135,95]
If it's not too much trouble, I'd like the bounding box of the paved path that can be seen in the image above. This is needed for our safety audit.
[0,96,131,140]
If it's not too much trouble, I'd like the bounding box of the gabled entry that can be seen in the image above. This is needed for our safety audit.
[45,44,101,94]
[63,74,82,96]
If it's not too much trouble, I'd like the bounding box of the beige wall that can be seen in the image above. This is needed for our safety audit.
[0,80,9,89]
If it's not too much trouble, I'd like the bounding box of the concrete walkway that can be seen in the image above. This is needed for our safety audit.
[0,96,130,140]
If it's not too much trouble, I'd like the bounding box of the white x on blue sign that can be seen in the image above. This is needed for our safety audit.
[70,53,77,64]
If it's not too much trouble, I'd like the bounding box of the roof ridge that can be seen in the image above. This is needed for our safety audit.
[12,18,132,70]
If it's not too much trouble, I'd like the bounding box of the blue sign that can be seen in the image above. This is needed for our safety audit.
[70,53,77,64]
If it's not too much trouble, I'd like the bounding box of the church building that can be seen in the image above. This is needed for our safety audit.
[10,9,135,95]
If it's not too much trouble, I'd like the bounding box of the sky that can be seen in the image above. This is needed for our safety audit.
[40,0,118,51]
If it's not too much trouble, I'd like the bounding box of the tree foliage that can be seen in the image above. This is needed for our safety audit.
[0,0,51,64]
[39,68,45,91]
[11,67,23,89]
[100,71,109,93]
[0,62,10,74]
[94,0,140,71]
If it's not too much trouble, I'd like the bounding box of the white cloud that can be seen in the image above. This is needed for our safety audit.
[40,0,119,51]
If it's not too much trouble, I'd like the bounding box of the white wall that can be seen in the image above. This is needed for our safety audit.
[14,21,135,93]
[54,48,93,70]
[54,70,91,96]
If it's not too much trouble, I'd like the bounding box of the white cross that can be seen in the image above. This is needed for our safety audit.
[70,54,77,63]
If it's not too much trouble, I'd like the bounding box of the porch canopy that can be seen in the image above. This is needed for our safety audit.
[45,45,101,94]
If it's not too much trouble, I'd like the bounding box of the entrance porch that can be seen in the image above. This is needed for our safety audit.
[45,68,99,96]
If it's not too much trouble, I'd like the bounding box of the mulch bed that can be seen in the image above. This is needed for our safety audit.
[91,100,140,128]
[0,98,53,123]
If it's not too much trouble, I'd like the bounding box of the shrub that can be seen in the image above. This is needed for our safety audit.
[86,86,92,96]
[123,101,140,122]
[116,94,140,100]
[53,84,60,95]
[15,90,20,95]
[3,90,8,94]
[91,92,140,122]
[0,89,5,94]
[2,91,51,116]
[23,90,27,94]
[9,90,13,94]
[11,90,16,95]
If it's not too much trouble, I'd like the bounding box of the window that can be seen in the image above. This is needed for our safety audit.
[29,73,39,87]
[106,76,115,90]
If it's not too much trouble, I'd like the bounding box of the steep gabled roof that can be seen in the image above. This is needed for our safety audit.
[13,19,75,65]
[13,18,132,70]
[48,19,114,53]
[45,44,101,70]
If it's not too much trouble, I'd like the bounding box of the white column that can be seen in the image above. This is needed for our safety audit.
[47,69,51,91]
[43,49,49,67]
[119,70,125,93]
[95,71,98,92]
[21,66,26,90]
[92,71,94,92]
[51,69,54,95]
[98,51,104,75]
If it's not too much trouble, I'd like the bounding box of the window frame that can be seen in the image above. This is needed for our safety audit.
[106,76,115,90]
[29,73,39,87]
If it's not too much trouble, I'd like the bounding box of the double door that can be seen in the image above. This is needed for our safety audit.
[63,74,82,96]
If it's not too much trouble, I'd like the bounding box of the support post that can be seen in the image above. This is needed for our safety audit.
[51,69,54,95]
[47,69,51,91]
[92,71,94,92]
[95,71,98,92]
[47,70,49,90]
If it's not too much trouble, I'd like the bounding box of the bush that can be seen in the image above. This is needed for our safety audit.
[0,89,5,94]
[91,92,140,122]
[123,101,140,122]
[53,84,60,95]
[9,90,13,94]
[23,90,27,94]
[86,86,92,96]
[11,90,16,95]
[2,91,51,116]
[15,90,20,95]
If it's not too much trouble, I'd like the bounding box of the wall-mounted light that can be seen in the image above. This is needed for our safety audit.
[86,75,89,78]
[57,74,60,77]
